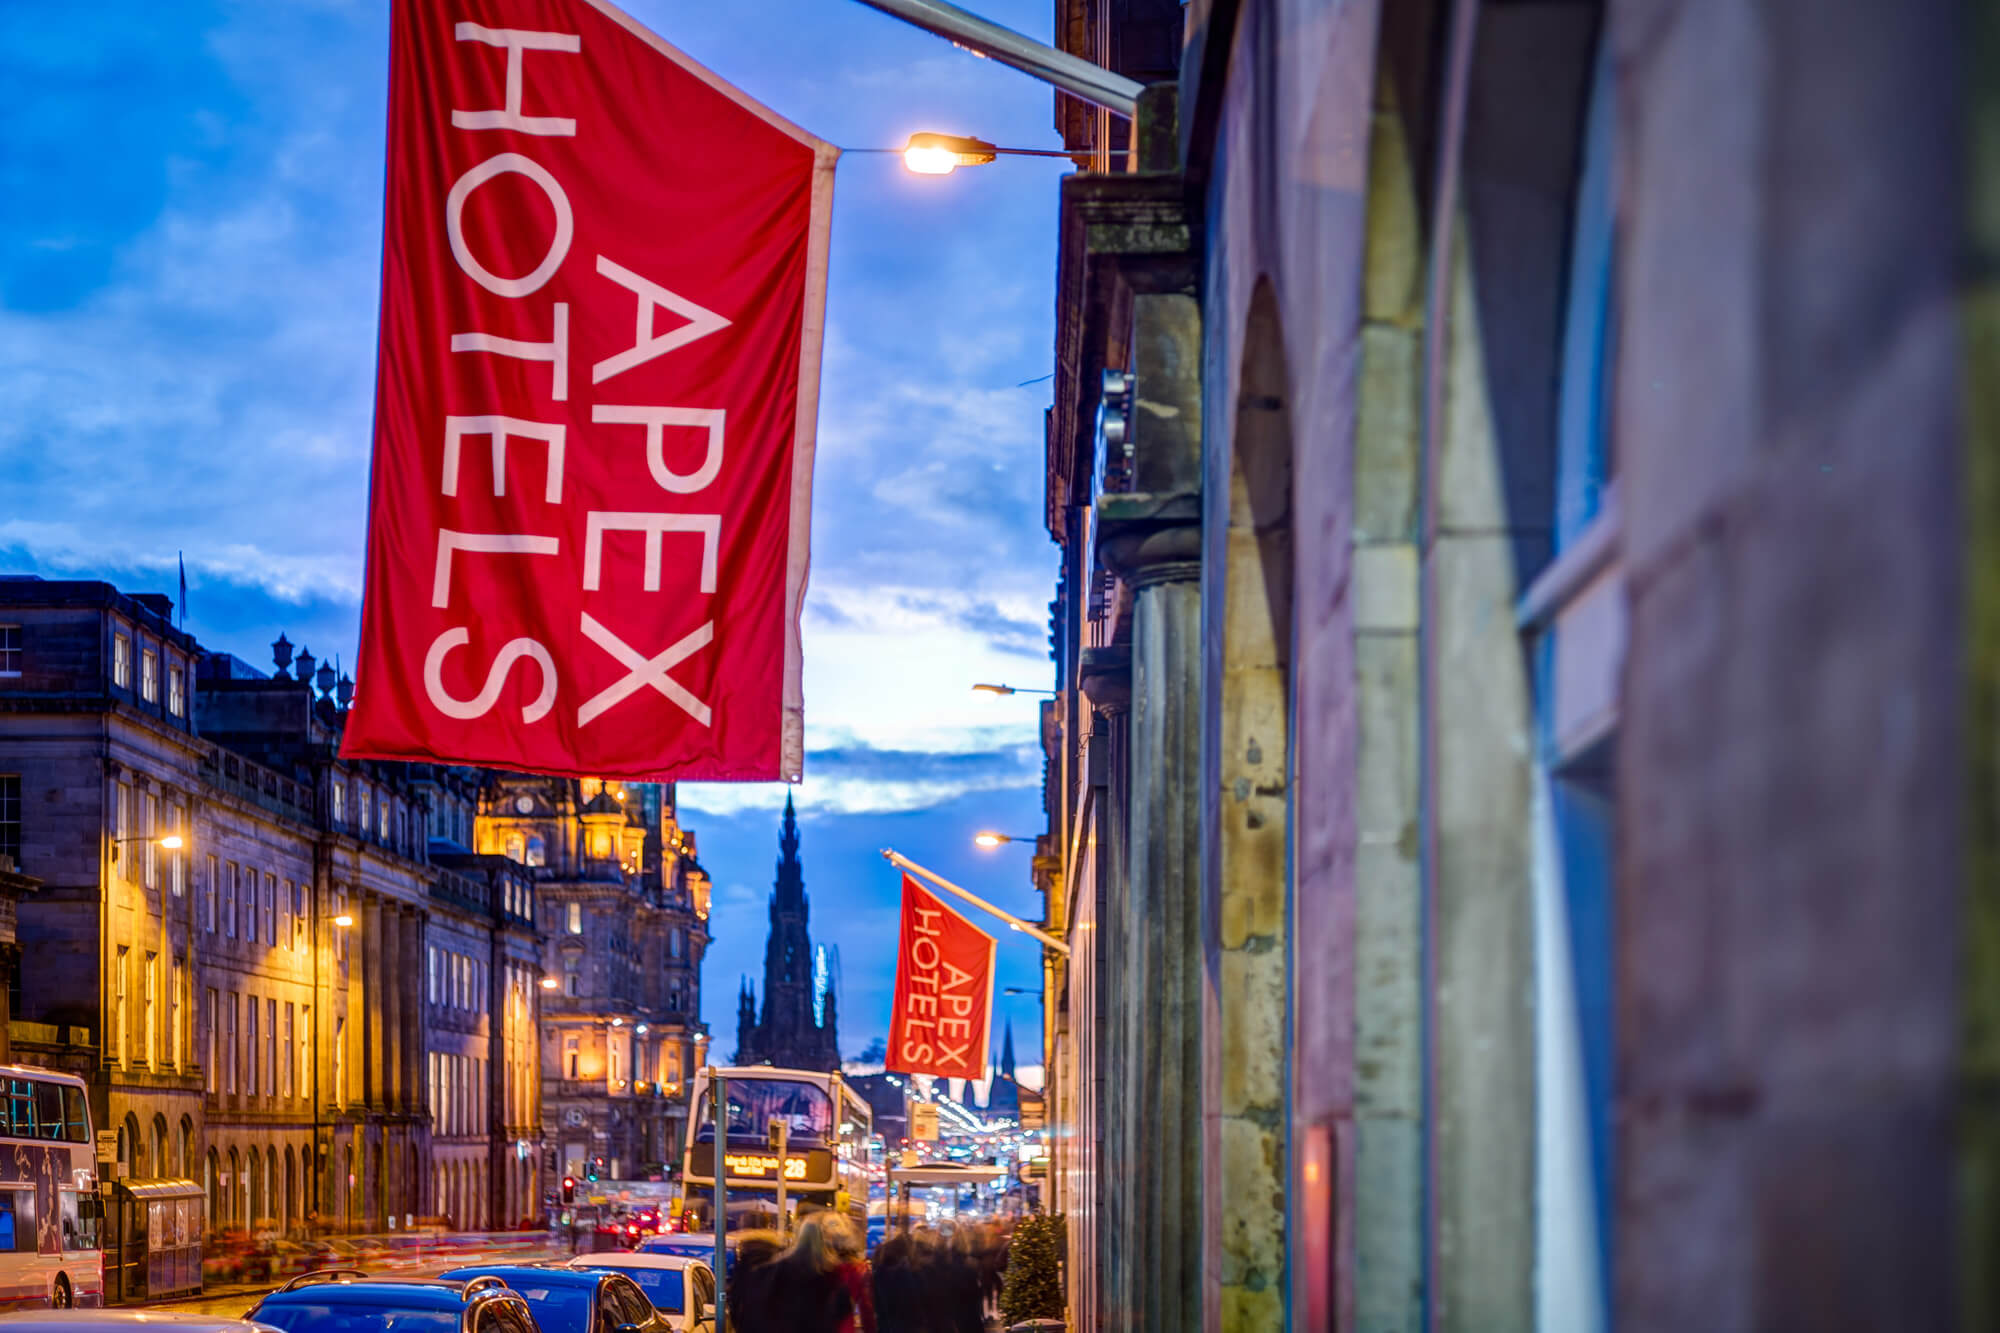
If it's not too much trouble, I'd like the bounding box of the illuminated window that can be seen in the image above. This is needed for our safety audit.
[565,1036,579,1079]
[505,833,525,864]
[167,661,185,716]
[112,634,131,689]
[140,646,158,703]
[567,903,582,935]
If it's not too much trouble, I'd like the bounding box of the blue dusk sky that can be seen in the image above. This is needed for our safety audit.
[1,0,1067,1079]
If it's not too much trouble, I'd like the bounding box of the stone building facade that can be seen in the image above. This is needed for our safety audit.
[0,576,553,1254]
[480,776,709,1182]
[1026,0,1992,1329]
[733,795,839,1072]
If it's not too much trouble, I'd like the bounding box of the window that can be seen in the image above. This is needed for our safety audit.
[330,782,345,824]
[204,989,218,1094]
[299,1007,312,1105]
[565,1036,579,1080]
[379,799,390,841]
[333,1018,346,1105]
[203,855,218,931]
[171,957,184,1069]
[526,835,546,867]
[0,1188,38,1253]
[168,804,184,897]
[566,903,582,935]
[246,996,259,1098]
[222,863,237,939]
[225,992,238,1094]
[167,660,185,716]
[112,634,131,689]
[0,625,19,677]
[113,947,128,1067]
[283,1003,294,1099]
[292,883,306,950]
[266,998,277,1096]
[0,776,18,866]
[278,880,291,947]
[429,946,440,1004]
[504,832,525,863]
[609,1045,620,1085]
[139,646,158,703]
[116,783,133,884]
[263,873,276,944]
[143,952,157,1067]
[143,793,159,889]
[563,957,580,998]
[669,927,683,960]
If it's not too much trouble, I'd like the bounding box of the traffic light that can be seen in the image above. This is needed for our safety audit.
[561,1176,577,1203]
[586,1156,604,1182]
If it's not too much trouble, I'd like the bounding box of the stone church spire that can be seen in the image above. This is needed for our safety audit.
[734,793,840,1071]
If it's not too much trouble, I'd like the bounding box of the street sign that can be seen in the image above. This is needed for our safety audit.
[94,1131,118,1161]
[911,1102,940,1141]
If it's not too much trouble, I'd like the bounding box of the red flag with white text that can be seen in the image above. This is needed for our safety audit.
[887,874,998,1082]
[341,0,834,780]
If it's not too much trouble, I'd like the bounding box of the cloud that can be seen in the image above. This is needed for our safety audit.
[681,738,1040,818]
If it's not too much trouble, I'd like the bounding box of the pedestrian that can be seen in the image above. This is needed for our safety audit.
[871,1228,925,1333]
[730,1216,851,1333]
[823,1214,877,1333]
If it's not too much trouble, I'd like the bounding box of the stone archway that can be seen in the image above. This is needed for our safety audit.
[1213,275,1297,1328]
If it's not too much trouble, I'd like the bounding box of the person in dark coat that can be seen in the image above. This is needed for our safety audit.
[731,1217,852,1333]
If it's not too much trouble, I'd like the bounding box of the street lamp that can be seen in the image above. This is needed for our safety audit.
[973,832,1037,850]
[540,977,559,991]
[332,913,354,929]
[110,833,183,862]
[971,683,1057,697]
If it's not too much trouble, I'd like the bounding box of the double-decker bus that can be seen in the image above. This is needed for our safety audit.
[681,1067,871,1225]
[0,1066,102,1308]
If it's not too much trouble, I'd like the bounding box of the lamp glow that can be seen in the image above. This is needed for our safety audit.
[539,977,559,990]
[332,914,353,929]
[971,683,1014,696]
[973,832,1008,849]
[902,132,998,176]
[904,144,960,174]
[158,835,184,851]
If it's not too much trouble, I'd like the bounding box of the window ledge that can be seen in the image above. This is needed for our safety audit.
[1518,489,1621,631]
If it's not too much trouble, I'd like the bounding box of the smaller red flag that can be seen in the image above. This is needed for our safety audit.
[887,874,998,1081]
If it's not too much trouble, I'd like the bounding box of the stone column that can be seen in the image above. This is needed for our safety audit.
[1080,650,1130,1333]
[1098,288,1204,1333]
[362,895,384,1108]
[403,909,424,1118]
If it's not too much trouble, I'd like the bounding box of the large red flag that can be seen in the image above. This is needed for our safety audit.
[341,0,834,780]
[887,874,999,1082]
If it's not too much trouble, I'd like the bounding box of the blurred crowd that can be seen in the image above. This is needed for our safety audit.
[729,1215,1011,1333]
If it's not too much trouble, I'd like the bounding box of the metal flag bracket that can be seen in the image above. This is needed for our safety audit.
[880,848,1071,955]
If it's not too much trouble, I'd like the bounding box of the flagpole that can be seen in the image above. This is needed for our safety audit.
[880,848,1071,956]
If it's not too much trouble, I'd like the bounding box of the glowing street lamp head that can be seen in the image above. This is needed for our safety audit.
[332,914,354,929]
[971,682,1015,696]
[903,132,998,176]
[157,834,184,851]
[973,832,1009,850]
[539,977,559,991]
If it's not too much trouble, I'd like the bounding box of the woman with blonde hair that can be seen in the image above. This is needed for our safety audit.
[731,1216,851,1333]
[820,1214,877,1333]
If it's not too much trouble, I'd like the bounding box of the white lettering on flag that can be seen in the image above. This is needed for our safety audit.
[592,405,726,493]
[447,154,574,298]
[591,256,731,383]
[451,25,582,136]
[442,416,567,503]
[452,304,570,401]
[424,628,557,722]
[577,614,713,727]
[432,530,561,608]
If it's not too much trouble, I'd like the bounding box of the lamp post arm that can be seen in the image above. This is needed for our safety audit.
[848,0,1144,119]
[881,849,1071,956]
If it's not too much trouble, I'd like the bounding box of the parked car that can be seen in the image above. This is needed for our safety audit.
[563,1256,713,1333]
[436,1266,669,1333]
[0,1317,281,1333]
[247,1271,540,1333]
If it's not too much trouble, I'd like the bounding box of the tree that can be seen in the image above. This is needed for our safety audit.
[998,1211,1067,1326]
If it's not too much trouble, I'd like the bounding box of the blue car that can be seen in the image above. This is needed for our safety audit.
[436,1265,670,1333]
[249,1272,539,1333]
